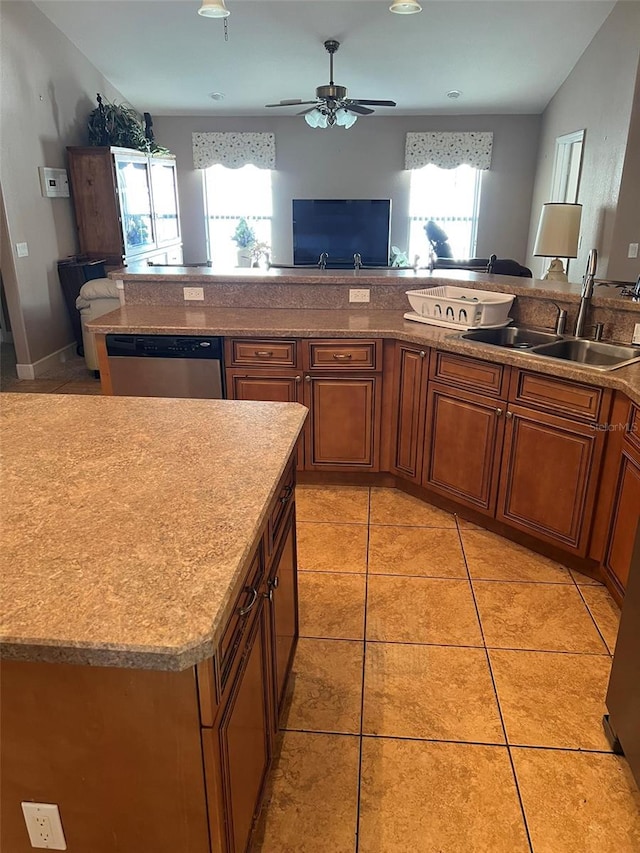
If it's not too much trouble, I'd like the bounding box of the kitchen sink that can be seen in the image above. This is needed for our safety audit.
[531,339,640,370]
[459,327,563,349]
[456,327,640,371]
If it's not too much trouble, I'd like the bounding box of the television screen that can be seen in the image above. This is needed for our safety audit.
[293,199,391,268]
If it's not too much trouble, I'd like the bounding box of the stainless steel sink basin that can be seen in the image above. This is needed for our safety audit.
[459,327,563,349]
[531,339,640,370]
[455,326,640,371]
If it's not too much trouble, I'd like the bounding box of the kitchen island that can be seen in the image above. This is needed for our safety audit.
[1,393,306,852]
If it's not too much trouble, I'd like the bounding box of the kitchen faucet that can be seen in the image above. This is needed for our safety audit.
[353,253,363,269]
[318,252,328,269]
[574,248,598,338]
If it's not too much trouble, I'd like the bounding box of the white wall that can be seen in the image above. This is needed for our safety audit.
[153,113,541,266]
[526,1,640,282]
[0,1,125,366]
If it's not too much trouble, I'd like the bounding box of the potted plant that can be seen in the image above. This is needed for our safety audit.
[232,218,256,267]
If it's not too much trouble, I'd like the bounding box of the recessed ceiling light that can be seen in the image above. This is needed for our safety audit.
[209,92,225,101]
[447,90,462,99]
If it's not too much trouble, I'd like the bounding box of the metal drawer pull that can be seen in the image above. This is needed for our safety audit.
[295,375,302,383]
[332,353,353,360]
[305,375,311,382]
[496,408,503,417]
[266,577,279,602]
[419,351,426,358]
[255,350,274,357]
[505,411,513,420]
[280,485,293,505]
[239,587,258,616]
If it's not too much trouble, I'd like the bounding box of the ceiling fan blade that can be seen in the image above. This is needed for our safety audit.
[350,99,397,107]
[265,99,310,107]
[344,103,375,116]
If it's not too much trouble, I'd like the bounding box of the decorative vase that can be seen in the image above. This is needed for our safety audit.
[237,248,252,268]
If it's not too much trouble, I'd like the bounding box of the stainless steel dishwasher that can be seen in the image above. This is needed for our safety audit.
[106,335,224,399]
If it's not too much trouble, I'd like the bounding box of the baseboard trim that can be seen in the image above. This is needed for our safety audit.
[16,342,77,380]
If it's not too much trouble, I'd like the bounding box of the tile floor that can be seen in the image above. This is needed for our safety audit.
[253,485,640,853]
[0,344,101,395]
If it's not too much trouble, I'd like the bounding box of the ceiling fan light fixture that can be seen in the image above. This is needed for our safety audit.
[305,109,328,129]
[198,0,230,18]
[389,0,422,14]
[336,108,358,129]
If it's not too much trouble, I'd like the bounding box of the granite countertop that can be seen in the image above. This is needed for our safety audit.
[0,395,307,671]
[88,305,640,406]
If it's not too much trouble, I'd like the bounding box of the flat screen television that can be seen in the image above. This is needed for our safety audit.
[292,199,391,268]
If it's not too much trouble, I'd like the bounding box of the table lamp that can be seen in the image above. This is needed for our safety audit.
[533,202,582,282]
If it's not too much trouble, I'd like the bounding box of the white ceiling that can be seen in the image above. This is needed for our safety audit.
[35,0,616,116]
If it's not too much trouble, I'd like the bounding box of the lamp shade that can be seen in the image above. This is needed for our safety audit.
[389,0,422,12]
[198,0,229,17]
[533,203,582,258]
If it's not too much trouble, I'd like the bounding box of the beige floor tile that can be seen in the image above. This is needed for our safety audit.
[253,731,359,853]
[580,585,621,654]
[283,638,363,734]
[296,521,368,573]
[570,567,605,586]
[369,487,456,527]
[513,747,640,853]
[461,529,572,583]
[295,485,369,524]
[359,738,530,853]
[298,571,365,640]
[490,649,612,751]
[474,581,607,653]
[366,575,483,646]
[368,525,466,578]
[363,643,504,743]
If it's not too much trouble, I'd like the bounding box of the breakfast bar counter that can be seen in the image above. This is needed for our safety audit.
[0,393,306,670]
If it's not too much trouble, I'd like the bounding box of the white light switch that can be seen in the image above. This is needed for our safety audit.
[628,243,639,259]
[183,287,204,301]
[16,242,29,258]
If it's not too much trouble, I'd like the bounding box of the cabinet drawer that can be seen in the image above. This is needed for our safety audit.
[306,339,381,371]
[268,462,295,556]
[218,548,264,694]
[227,339,298,367]
[509,369,606,423]
[430,351,508,398]
[627,404,640,453]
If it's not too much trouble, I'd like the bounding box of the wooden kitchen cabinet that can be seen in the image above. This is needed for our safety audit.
[302,338,382,471]
[226,371,303,404]
[497,404,604,554]
[67,146,182,267]
[390,343,429,483]
[603,436,640,593]
[422,382,505,514]
[267,508,298,720]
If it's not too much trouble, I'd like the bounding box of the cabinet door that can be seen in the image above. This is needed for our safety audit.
[497,405,604,554]
[226,371,302,403]
[422,383,505,514]
[216,601,272,853]
[150,159,180,246]
[114,154,156,256]
[305,375,380,469]
[605,448,640,591]
[391,345,428,483]
[268,510,298,722]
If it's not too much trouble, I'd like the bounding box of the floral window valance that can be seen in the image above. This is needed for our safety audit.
[192,132,276,169]
[405,132,493,170]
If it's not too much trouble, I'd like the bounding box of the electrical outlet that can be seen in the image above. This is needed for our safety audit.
[21,803,67,849]
[349,289,370,303]
[16,242,29,258]
[632,323,640,346]
[628,242,639,259]
[183,286,204,301]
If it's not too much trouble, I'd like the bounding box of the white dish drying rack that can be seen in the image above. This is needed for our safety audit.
[405,286,515,329]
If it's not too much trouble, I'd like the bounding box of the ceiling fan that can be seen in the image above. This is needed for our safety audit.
[265,39,397,128]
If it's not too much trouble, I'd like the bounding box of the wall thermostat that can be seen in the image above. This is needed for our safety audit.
[38,167,70,198]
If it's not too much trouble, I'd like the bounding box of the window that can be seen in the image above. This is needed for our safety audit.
[203,165,273,268]
[409,164,482,261]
